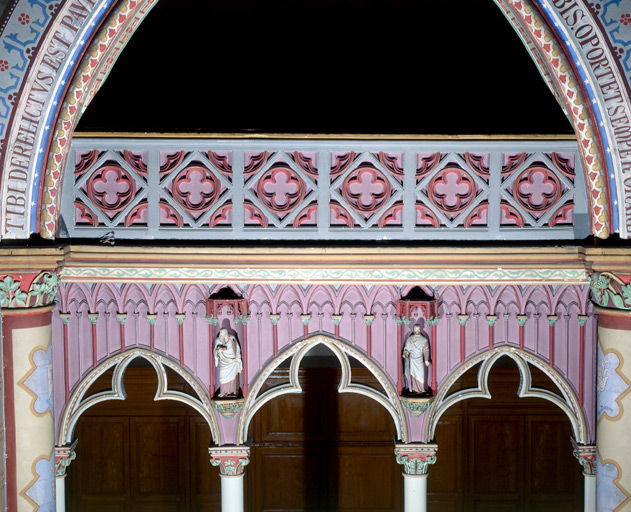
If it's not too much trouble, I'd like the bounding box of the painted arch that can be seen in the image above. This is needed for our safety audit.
[0,0,631,238]
[426,346,589,445]
[57,347,221,446]
[236,334,409,445]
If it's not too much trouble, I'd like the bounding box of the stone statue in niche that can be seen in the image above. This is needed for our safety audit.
[403,324,431,396]
[214,328,243,398]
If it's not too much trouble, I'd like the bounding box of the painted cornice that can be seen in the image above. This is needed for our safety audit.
[2,244,630,286]
[55,244,589,285]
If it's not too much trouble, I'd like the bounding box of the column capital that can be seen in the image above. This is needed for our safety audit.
[55,440,78,477]
[457,314,469,326]
[517,314,528,326]
[209,445,251,476]
[332,314,342,325]
[269,313,281,325]
[427,316,440,326]
[300,314,311,326]
[486,315,498,326]
[364,314,375,326]
[394,443,438,475]
[0,271,59,309]
[571,439,596,476]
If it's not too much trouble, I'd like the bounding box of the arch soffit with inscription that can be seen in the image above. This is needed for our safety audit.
[1,0,629,238]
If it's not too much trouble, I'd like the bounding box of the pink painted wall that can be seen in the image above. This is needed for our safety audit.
[52,282,596,442]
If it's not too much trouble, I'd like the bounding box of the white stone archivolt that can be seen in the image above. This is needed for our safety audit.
[426,346,588,444]
[57,348,220,446]
[236,334,408,444]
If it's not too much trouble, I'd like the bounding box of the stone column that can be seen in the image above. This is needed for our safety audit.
[209,445,250,512]
[1,269,59,511]
[594,304,631,511]
[395,443,437,512]
[572,440,596,512]
[2,305,56,510]
[54,441,77,512]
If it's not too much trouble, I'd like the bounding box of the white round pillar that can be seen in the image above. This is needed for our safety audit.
[209,445,250,512]
[55,475,66,512]
[220,473,244,512]
[403,473,428,512]
[395,443,437,512]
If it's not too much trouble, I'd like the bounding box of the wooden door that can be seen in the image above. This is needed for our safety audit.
[68,368,221,512]
[247,367,401,512]
[69,365,582,512]
[427,366,583,512]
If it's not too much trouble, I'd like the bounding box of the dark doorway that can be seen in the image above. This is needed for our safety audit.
[428,358,583,512]
[247,360,401,512]
[67,366,221,511]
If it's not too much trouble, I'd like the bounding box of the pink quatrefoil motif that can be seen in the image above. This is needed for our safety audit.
[342,166,391,217]
[427,167,476,216]
[87,165,135,217]
[257,166,306,217]
[513,166,562,217]
[172,166,220,215]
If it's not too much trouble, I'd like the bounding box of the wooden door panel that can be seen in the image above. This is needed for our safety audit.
[473,501,521,512]
[426,500,460,512]
[334,392,395,441]
[255,386,327,443]
[74,501,128,512]
[469,415,523,496]
[70,416,130,512]
[429,415,463,494]
[330,445,401,511]
[528,416,580,494]
[190,417,221,511]
[251,445,325,512]
[131,417,186,497]
[528,500,580,512]
[136,502,181,512]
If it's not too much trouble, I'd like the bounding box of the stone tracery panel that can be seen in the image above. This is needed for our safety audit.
[61,139,588,240]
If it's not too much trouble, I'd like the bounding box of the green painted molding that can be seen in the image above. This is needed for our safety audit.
[60,267,589,285]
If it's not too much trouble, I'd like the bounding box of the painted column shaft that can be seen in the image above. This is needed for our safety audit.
[403,473,427,512]
[56,476,65,512]
[2,308,56,511]
[595,307,631,511]
[584,474,595,512]
[220,474,244,512]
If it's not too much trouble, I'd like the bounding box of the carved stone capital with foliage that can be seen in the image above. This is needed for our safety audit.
[211,398,244,419]
[55,440,78,477]
[590,271,631,310]
[571,439,596,476]
[400,396,434,417]
[209,445,251,476]
[0,271,59,309]
[394,443,438,475]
